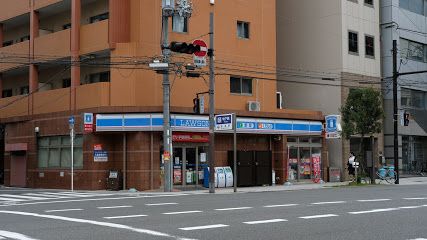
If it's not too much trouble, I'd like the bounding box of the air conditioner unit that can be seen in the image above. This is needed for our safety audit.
[247,101,260,112]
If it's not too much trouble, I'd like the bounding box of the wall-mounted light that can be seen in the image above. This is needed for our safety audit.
[34,127,40,134]
[210,0,215,5]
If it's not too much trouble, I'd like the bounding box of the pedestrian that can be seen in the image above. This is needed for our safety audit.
[378,151,385,167]
[348,152,356,180]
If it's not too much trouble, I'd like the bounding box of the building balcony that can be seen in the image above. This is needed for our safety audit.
[34,29,71,60]
[34,0,63,10]
[80,20,110,55]
[33,87,70,115]
[0,95,29,118]
[0,40,30,72]
[0,0,29,22]
[76,82,110,109]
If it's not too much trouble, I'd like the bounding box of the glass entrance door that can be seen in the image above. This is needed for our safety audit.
[172,145,208,188]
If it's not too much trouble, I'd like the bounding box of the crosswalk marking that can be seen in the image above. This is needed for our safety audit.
[97,206,133,209]
[162,210,203,215]
[215,207,252,211]
[23,193,71,199]
[0,194,49,200]
[0,197,26,202]
[357,199,391,202]
[146,203,178,206]
[311,201,346,205]
[263,204,299,208]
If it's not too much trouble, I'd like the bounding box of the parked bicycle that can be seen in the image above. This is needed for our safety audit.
[376,166,397,183]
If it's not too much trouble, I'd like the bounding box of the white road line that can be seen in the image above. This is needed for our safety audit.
[0,210,195,240]
[403,197,427,200]
[104,214,148,219]
[23,193,70,199]
[97,205,133,209]
[146,203,178,206]
[348,208,399,215]
[357,199,391,202]
[243,219,288,225]
[263,204,299,208]
[0,195,191,208]
[0,194,49,200]
[0,230,39,240]
[214,207,252,211]
[45,209,84,213]
[399,206,424,209]
[299,214,339,219]
[179,224,229,231]
[311,201,346,205]
[162,210,203,215]
[0,197,26,202]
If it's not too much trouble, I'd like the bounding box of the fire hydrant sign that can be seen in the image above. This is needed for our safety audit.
[84,113,94,133]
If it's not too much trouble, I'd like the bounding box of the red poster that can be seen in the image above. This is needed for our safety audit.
[312,154,321,183]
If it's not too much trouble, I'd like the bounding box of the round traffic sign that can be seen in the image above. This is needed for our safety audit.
[192,39,208,57]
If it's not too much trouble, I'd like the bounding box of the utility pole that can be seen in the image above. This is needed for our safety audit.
[161,0,173,192]
[208,12,215,193]
[392,40,399,184]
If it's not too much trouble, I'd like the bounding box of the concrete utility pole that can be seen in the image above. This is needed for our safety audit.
[162,0,173,192]
[392,40,399,184]
[208,12,215,193]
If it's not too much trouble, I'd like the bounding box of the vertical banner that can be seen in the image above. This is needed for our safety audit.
[312,154,321,183]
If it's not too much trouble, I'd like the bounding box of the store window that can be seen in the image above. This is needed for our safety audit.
[38,135,83,168]
[287,137,323,182]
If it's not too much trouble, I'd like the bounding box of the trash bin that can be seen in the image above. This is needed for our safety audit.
[107,170,121,191]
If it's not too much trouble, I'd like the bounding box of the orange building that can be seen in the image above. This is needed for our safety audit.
[0,0,325,190]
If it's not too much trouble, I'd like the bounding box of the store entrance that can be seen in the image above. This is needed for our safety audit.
[172,145,208,189]
[287,137,322,182]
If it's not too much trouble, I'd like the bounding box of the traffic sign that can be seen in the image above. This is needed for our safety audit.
[193,39,207,67]
[192,39,208,57]
[68,116,75,126]
[215,114,233,131]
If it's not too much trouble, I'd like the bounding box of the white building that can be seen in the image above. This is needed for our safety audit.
[381,0,427,175]
[277,0,383,180]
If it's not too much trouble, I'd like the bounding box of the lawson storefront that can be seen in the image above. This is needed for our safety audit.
[93,113,325,190]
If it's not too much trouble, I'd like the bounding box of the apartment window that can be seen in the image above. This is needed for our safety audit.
[237,21,250,39]
[38,136,83,168]
[89,71,110,84]
[400,0,424,15]
[62,23,71,30]
[19,35,30,42]
[348,31,358,54]
[230,76,252,94]
[364,0,373,6]
[365,35,375,57]
[62,78,71,88]
[90,12,109,23]
[2,40,13,47]
[172,16,188,33]
[20,86,29,95]
[400,38,425,62]
[2,89,12,98]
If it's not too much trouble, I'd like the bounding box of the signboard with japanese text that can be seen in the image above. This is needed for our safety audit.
[215,114,233,131]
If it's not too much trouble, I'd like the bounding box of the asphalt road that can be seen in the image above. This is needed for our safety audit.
[0,185,426,240]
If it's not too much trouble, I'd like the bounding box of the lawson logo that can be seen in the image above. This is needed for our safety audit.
[176,119,209,128]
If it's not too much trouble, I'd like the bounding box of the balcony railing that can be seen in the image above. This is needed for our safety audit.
[80,20,110,55]
[33,88,70,115]
[34,29,71,60]
[76,82,110,109]
[0,41,30,72]
[0,1,30,22]
[0,95,29,118]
